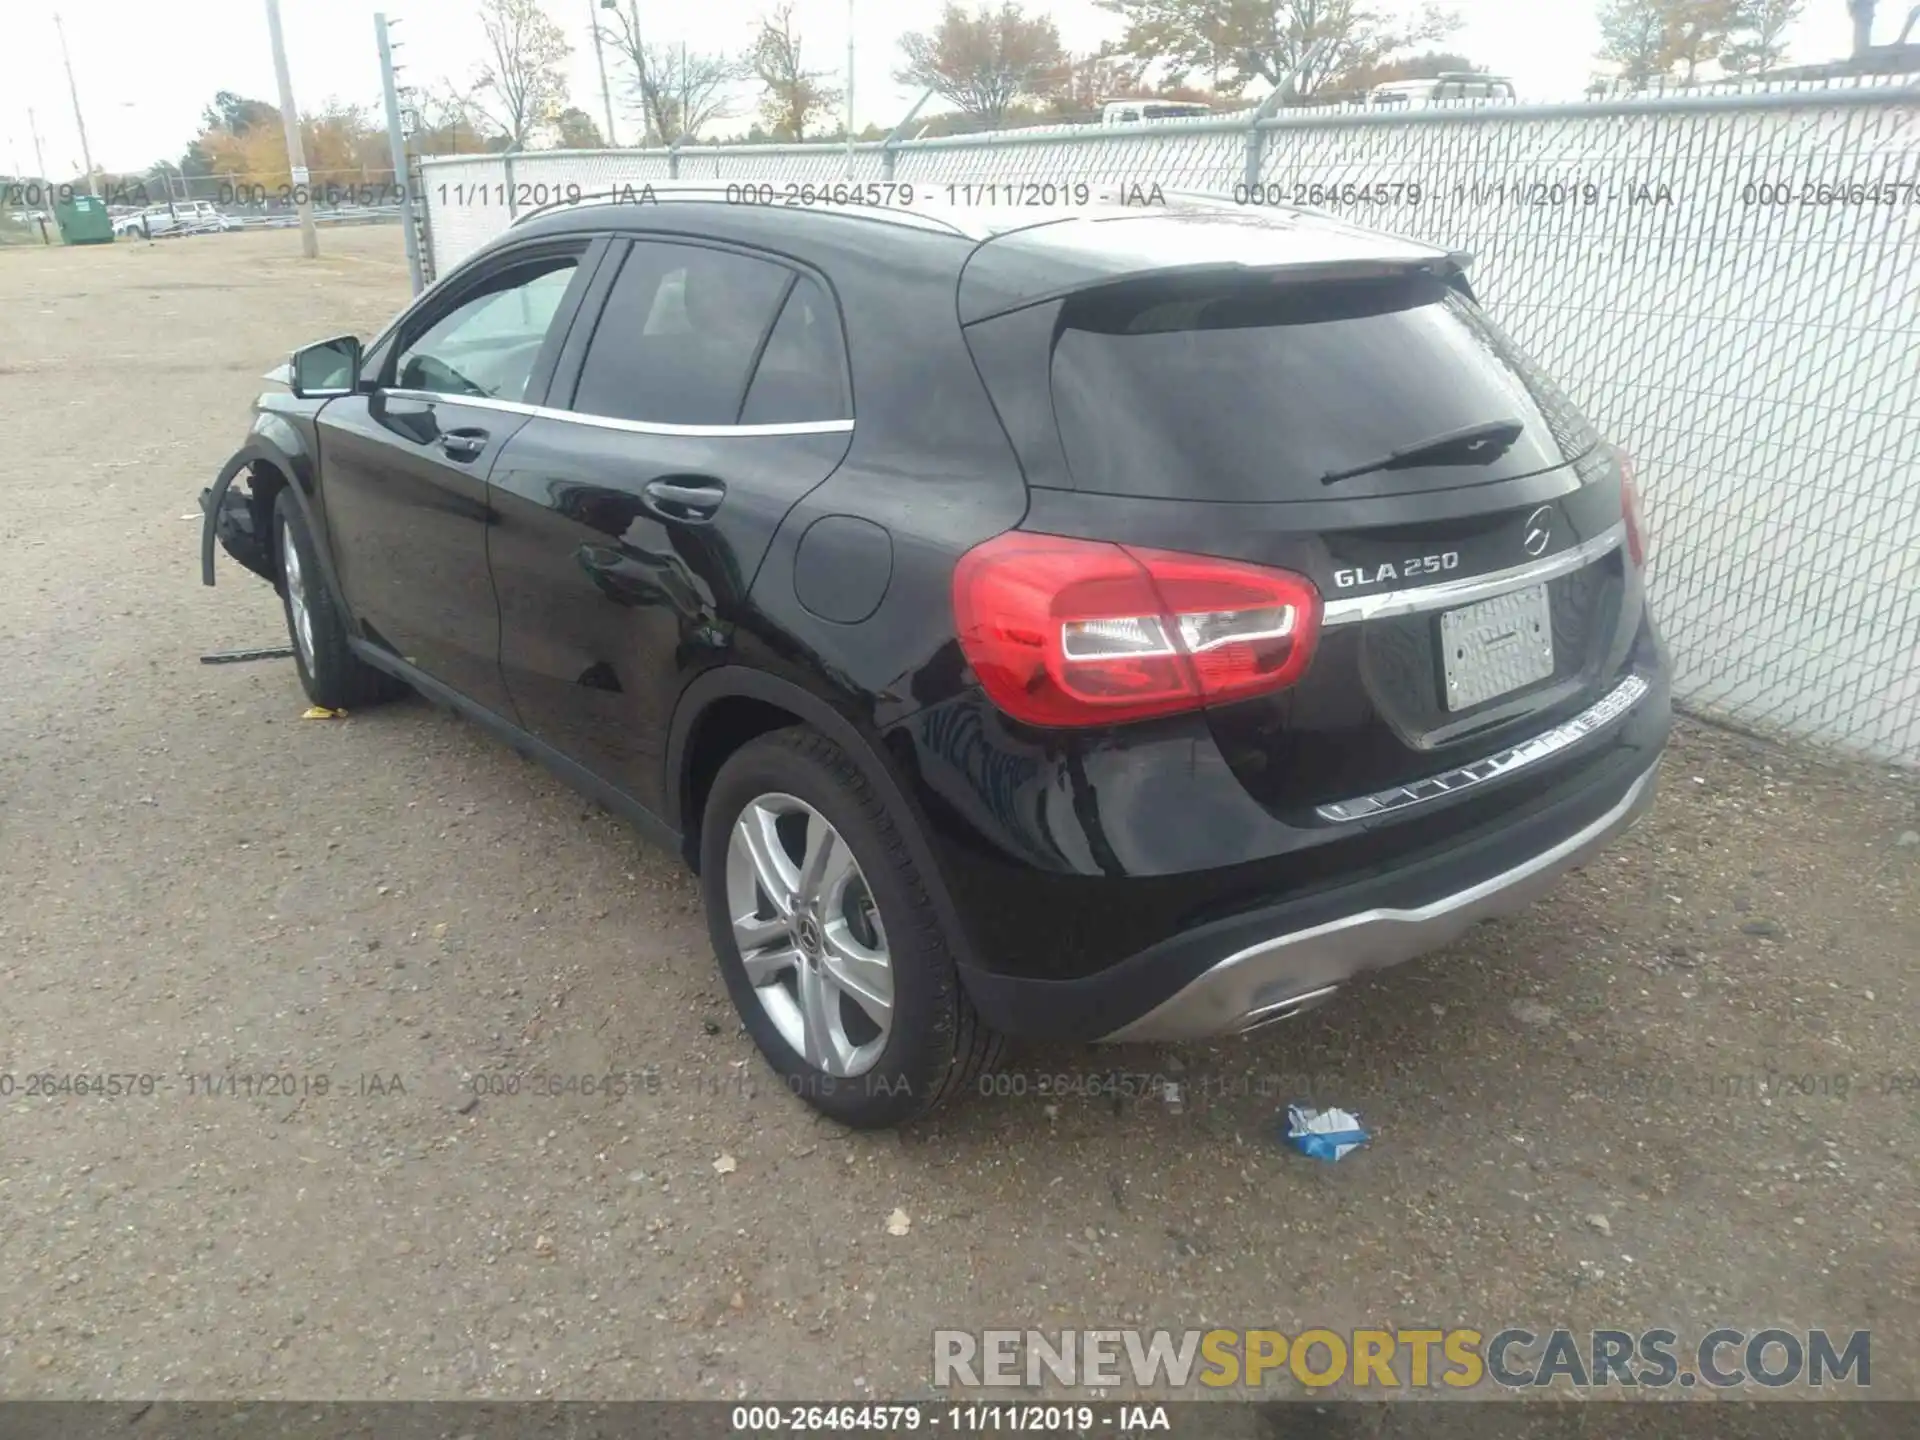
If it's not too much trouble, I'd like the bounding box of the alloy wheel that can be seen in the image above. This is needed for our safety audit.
[280,518,316,672]
[725,793,894,1077]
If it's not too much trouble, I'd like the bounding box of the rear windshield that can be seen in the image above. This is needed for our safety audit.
[1049,273,1600,502]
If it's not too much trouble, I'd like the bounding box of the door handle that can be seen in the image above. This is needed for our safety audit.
[641,478,726,523]
[439,428,489,462]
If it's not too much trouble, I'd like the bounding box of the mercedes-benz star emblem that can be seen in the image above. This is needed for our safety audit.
[1523,506,1554,558]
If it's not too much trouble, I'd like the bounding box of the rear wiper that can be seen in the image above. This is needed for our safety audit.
[1320,418,1527,486]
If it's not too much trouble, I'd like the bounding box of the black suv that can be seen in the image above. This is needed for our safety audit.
[203,189,1669,1127]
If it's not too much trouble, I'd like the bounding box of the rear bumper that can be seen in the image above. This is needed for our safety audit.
[947,691,1668,1042]
[1099,758,1658,1041]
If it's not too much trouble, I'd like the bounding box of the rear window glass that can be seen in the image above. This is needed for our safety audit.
[1049,274,1600,502]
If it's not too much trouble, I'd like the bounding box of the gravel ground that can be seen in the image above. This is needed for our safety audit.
[1,226,1916,1402]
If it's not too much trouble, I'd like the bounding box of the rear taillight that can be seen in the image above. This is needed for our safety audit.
[1617,448,1649,567]
[952,532,1322,727]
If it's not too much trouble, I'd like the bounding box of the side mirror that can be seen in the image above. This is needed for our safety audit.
[289,335,363,398]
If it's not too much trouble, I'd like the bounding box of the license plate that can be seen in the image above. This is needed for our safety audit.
[1440,584,1555,711]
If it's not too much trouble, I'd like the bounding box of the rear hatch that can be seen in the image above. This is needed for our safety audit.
[961,229,1651,820]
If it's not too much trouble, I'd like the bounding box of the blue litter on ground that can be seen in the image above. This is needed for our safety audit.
[1284,1104,1369,1161]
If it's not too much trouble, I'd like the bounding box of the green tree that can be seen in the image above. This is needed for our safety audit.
[1721,0,1803,71]
[1597,0,1745,85]
[1663,0,1740,79]
[554,107,606,147]
[1342,48,1481,90]
[896,3,1070,129]
[1597,0,1677,83]
[200,91,280,136]
[1096,0,1461,98]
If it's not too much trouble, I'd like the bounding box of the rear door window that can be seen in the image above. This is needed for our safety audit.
[740,276,851,425]
[568,241,792,425]
[1048,273,1600,502]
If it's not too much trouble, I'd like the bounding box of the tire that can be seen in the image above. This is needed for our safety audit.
[272,488,404,710]
[700,727,1005,1128]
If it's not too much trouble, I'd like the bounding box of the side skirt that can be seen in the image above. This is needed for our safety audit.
[348,641,684,859]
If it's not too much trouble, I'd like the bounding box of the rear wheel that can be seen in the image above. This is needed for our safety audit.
[700,728,1003,1128]
[273,489,403,710]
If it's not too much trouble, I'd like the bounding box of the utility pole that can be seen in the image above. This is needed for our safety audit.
[626,0,649,143]
[845,0,856,179]
[53,14,98,196]
[590,0,617,145]
[265,0,319,257]
[27,107,50,188]
[26,108,53,241]
[375,13,425,294]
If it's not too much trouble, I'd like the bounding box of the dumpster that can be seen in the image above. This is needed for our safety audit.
[54,194,115,245]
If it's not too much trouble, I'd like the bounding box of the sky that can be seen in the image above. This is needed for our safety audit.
[2,0,1869,178]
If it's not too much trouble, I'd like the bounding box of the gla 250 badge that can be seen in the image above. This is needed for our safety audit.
[1332,551,1462,590]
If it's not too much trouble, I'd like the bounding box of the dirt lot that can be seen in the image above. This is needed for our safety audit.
[1,225,1917,1402]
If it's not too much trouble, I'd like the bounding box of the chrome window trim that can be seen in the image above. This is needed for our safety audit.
[1314,672,1652,823]
[380,389,855,439]
[1321,521,1626,628]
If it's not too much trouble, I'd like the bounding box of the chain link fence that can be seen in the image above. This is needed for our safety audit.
[415,80,1920,766]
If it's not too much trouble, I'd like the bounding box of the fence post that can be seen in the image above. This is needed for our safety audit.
[373,11,424,295]
[880,86,938,188]
[669,138,682,180]
[1245,41,1333,194]
[503,150,518,219]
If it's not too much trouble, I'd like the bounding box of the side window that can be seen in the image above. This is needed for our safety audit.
[392,255,578,401]
[740,276,851,425]
[570,242,791,426]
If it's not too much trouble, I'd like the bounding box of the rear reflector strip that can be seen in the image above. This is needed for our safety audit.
[1315,673,1651,823]
[1321,522,1626,628]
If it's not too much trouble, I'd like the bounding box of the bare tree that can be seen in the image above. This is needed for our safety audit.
[601,3,749,142]
[466,0,572,150]
[410,80,493,155]
[896,2,1069,129]
[751,4,844,140]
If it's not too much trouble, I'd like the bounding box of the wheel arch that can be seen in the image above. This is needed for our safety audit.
[202,427,350,622]
[665,668,980,972]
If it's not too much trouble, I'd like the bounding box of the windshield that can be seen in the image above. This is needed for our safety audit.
[1050,273,1600,502]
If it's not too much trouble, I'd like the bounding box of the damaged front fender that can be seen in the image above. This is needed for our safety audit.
[200,450,275,587]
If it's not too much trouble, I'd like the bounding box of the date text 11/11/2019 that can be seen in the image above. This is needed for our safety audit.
[0,1072,406,1100]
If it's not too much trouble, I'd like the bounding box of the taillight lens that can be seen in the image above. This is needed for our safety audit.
[1617,448,1649,567]
[952,532,1322,727]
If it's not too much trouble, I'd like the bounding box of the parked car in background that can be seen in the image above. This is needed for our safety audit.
[113,200,240,238]
[201,186,1669,1129]
[1101,99,1215,123]
[1370,73,1518,106]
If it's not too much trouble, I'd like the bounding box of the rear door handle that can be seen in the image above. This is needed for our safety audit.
[642,478,726,522]
[440,428,488,462]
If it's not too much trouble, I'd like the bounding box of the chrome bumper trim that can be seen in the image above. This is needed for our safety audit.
[1099,761,1660,1043]
[1316,673,1651,823]
[1321,522,1626,628]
